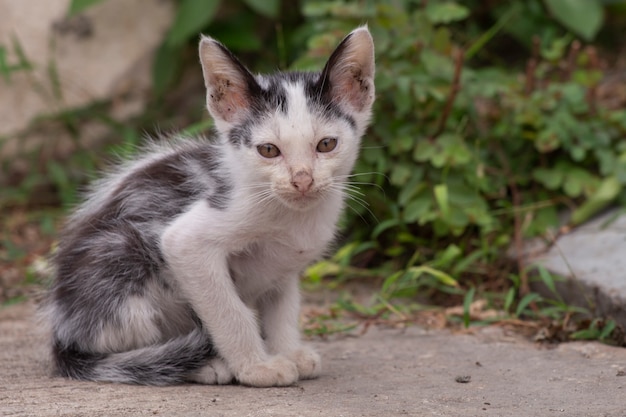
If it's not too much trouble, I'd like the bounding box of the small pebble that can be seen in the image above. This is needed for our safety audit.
[455,375,471,383]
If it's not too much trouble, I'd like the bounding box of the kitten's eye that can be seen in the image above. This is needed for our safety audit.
[257,143,281,158]
[316,137,338,153]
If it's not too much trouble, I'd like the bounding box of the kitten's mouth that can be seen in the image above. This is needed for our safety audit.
[278,190,323,210]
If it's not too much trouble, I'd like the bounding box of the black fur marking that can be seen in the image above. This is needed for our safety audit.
[53,339,106,381]
[49,141,230,350]
[307,31,359,129]
[226,69,356,149]
[259,76,288,114]
[207,179,233,210]
[305,72,357,131]
[226,76,288,148]
[228,121,253,147]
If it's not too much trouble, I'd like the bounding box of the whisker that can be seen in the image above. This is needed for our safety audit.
[327,184,378,224]
[337,180,386,196]
[360,145,389,150]
[336,172,389,180]
[329,183,369,200]
[325,186,370,224]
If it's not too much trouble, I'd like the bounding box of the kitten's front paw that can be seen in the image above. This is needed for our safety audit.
[287,346,321,380]
[237,356,298,387]
[188,358,234,385]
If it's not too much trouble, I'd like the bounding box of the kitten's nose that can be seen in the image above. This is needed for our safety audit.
[291,170,313,193]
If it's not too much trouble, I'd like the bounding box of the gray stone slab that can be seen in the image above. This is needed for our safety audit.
[529,209,626,328]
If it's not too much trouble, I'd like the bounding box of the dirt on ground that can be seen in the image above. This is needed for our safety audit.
[1,300,626,417]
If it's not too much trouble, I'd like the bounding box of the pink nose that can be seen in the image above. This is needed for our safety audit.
[291,170,313,193]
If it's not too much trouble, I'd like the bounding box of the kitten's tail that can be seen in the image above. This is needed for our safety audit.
[53,328,217,385]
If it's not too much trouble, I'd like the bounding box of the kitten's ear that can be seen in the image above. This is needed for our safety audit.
[199,35,260,125]
[319,26,375,113]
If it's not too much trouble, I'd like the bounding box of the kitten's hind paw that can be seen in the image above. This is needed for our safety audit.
[288,346,321,380]
[188,358,234,385]
[237,356,298,387]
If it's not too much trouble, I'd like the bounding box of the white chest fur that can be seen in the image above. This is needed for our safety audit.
[228,196,341,304]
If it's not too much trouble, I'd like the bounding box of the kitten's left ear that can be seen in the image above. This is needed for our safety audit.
[319,26,376,113]
[198,35,261,126]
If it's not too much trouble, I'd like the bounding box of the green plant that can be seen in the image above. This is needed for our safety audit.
[0,37,33,83]
[296,0,626,339]
[570,318,617,341]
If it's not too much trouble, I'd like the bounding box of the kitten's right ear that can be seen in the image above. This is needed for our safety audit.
[199,36,260,126]
[318,26,376,114]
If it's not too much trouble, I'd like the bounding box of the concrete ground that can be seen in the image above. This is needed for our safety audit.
[1,301,625,417]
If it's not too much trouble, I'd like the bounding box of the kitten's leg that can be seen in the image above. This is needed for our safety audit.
[187,357,234,385]
[161,204,298,387]
[259,275,321,380]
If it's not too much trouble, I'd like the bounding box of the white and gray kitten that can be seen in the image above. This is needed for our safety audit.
[43,26,375,387]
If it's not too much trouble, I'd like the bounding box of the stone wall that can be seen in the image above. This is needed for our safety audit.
[0,0,173,178]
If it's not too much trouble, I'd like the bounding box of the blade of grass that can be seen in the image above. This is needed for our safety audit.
[515,292,541,317]
[465,3,520,60]
[463,287,476,328]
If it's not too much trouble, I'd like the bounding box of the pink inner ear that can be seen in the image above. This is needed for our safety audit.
[333,66,374,113]
[322,28,375,113]
[208,77,250,123]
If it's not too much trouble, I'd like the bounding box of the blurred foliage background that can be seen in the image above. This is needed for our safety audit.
[2,0,626,342]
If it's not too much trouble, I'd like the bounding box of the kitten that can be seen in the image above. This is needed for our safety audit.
[42,26,375,387]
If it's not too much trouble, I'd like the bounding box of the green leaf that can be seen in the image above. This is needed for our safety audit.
[167,0,221,47]
[425,2,470,24]
[571,176,621,225]
[407,266,458,287]
[569,328,599,340]
[68,0,104,15]
[435,244,462,267]
[563,168,594,198]
[533,168,563,190]
[398,171,426,206]
[515,292,541,317]
[543,0,604,41]
[432,27,452,53]
[536,265,559,297]
[242,0,280,18]
[413,141,437,163]
[504,288,516,313]
[403,194,433,223]
[535,127,561,153]
[394,76,413,116]
[381,270,404,295]
[434,184,449,218]
[526,205,559,237]
[599,319,616,340]
[333,241,361,263]
[426,134,472,168]
[420,49,454,80]
[304,261,341,283]
[390,163,413,186]
[372,219,401,240]
[332,241,377,267]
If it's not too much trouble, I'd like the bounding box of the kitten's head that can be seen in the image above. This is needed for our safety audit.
[199,27,375,211]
